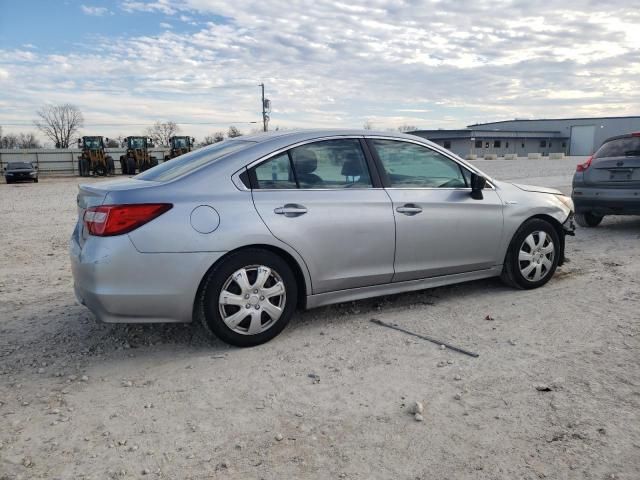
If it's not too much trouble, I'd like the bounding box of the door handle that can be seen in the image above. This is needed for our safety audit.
[396,204,422,215]
[274,204,308,217]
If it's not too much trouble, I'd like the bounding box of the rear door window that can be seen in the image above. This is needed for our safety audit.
[250,139,373,189]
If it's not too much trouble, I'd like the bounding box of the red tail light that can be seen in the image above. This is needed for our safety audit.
[84,204,172,236]
[631,132,640,137]
[576,155,593,172]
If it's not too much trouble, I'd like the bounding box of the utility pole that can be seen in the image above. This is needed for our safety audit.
[260,83,267,132]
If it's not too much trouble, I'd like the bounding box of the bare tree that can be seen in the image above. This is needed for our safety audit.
[227,126,242,138]
[146,121,180,147]
[105,138,120,148]
[397,124,418,133]
[18,132,41,148]
[34,104,84,148]
[0,133,18,149]
[363,120,374,130]
[201,131,225,146]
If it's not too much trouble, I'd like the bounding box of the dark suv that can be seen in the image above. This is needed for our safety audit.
[572,132,640,227]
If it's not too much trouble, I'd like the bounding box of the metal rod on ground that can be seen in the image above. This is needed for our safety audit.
[370,318,479,358]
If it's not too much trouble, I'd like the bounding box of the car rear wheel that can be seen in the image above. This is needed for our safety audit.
[501,218,560,289]
[201,249,297,347]
[575,212,603,228]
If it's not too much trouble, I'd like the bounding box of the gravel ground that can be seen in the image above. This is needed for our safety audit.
[1,158,639,480]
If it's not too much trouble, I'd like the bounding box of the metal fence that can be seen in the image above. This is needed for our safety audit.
[0,148,172,176]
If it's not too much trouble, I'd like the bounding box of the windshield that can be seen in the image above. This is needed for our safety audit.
[173,138,188,148]
[83,138,102,149]
[129,138,146,149]
[7,162,33,169]
[136,140,254,182]
[595,136,640,159]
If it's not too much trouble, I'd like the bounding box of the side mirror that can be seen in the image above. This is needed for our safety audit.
[470,172,486,200]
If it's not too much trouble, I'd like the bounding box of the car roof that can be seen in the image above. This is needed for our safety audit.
[239,128,422,143]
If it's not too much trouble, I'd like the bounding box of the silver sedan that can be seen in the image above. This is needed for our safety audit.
[70,130,575,346]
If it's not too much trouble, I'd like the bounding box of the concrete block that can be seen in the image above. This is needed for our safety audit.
[528,152,542,159]
[504,153,517,160]
[465,154,477,160]
[549,152,565,159]
[483,153,498,160]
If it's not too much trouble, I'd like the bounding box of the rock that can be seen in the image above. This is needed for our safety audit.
[535,384,553,392]
[22,456,34,467]
[275,433,284,441]
[308,373,321,384]
[121,380,133,388]
[142,468,150,475]
[439,345,446,350]
[37,368,45,374]
[81,375,89,382]
[409,401,424,414]
[484,315,494,321]
[437,361,446,368]
[414,413,424,422]
[508,339,517,346]
[454,375,462,381]
[447,360,453,365]
[454,393,462,400]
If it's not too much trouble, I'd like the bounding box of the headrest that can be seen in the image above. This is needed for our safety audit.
[341,153,363,176]
[293,149,318,174]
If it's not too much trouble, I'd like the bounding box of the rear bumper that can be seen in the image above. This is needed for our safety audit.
[572,186,640,215]
[70,233,225,323]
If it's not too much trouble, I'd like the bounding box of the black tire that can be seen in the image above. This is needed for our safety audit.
[501,218,560,290]
[575,212,603,228]
[33,178,38,183]
[6,178,12,184]
[126,157,136,175]
[106,156,115,175]
[150,157,158,168]
[201,249,298,347]
[120,156,127,175]
[94,164,107,176]
[79,158,90,177]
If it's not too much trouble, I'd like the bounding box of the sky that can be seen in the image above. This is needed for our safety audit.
[0,0,639,144]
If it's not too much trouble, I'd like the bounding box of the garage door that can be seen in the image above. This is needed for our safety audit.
[570,125,596,155]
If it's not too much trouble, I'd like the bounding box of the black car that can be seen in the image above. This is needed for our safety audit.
[4,162,39,184]
[572,132,640,227]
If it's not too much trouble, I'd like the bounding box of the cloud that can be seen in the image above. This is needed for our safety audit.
[80,5,110,16]
[160,22,173,29]
[1,1,640,142]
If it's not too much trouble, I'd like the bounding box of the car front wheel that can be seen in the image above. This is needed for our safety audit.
[575,212,603,228]
[501,218,560,289]
[201,249,297,347]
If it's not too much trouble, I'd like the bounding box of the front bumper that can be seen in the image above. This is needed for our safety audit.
[562,213,575,236]
[70,232,225,323]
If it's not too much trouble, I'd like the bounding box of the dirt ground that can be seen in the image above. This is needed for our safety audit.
[1,159,639,480]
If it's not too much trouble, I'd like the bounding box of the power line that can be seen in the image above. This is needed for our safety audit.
[1,121,259,127]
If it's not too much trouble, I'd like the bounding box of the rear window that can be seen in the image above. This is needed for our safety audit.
[594,136,640,159]
[136,140,253,182]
